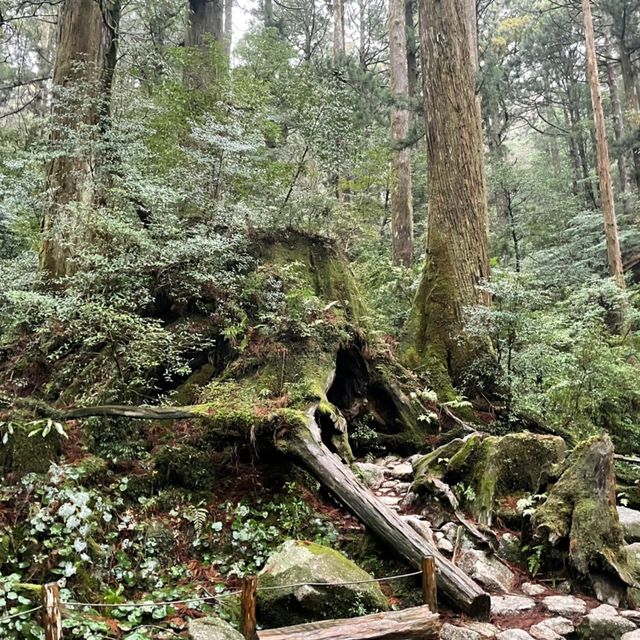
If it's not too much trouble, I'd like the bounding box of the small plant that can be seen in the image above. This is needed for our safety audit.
[453,482,477,504]
[521,543,545,576]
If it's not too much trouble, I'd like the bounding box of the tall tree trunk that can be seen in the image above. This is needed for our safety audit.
[404,0,418,97]
[224,0,232,59]
[185,0,224,85]
[264,0,274,27]
[605,40,631,214]
[582,0,625,288]
[39,0,121,280]
[333,0,345,62]
[618,37,640,190]
[389,0,414,267]
[405,0,491,394]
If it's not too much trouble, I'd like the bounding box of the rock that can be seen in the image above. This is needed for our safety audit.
[498,533,524,564]
[542,595,587,616]
[438,538,454,554]
[556,581,572,594]
[619,507,640,542]
[529,618,574,640]
[528,625,562,640]
[490,595,535,616]
[577,607,637,639]
[497,631,535,640]
[402,515,435,545]
[189,617,244,640]
[458,550,516,593]
[521,582,546,597]
[256,540,388,626]
[591,573,626,606]
[622,611,640,625]
[388,463,414,479]
[354,462,385,489]
[380,495,401,506]
[467,622,500,638]
[621,632,640,640]
[440,623,482,640]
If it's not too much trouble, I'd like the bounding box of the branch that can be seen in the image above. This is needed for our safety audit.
[62,405,202,420]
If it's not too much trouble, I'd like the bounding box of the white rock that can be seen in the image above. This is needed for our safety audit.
[542,595,587,616]
[619,507,640,542]
[459,550,516,593]
[592,573,625,607]
[380,495,401,506]
[521,582,546,597]
[541,617,574,635]
[621,631,640,640]
[353,462,385,489]
[497,631,535,640]
[490,595,536,616]
[467,621,500,638]
[621,611,640,625]
[438,538,455,554]
[578,610,636,638]
[439,623,482,640]
[528,625,562,640]
[402,515,435,544]
[387,462,414,479]
[589,604,619,617]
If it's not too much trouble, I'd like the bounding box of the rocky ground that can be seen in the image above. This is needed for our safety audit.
[355,454,640,640]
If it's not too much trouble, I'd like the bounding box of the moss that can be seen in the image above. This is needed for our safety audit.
[413,437,467,479]
[153,444,212,490]
[0,421,61,477]
[257,540,388,627]
[169,363,215,406]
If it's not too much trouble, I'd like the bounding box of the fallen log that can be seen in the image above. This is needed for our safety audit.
[277,409,490,620]
[258,605,440,640]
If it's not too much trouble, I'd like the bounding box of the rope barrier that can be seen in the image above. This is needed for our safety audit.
[13,568,425,614]
[0,605,44,624]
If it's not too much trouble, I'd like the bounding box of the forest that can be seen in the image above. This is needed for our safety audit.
[1,0,640,638]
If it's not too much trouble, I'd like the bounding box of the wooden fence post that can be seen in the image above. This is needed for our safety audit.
[42,583,62,640]
[422,556,438,613]
[240,575,258,640]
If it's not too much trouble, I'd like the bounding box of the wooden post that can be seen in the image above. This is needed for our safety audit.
[42,583,62,640]
[240,575,258,640]
[422,556,438,613]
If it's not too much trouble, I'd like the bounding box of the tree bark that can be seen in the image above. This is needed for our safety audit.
[605,39,632,213]
[264,0,274,27]
[404,0,418,97]
[405,0,491,392]
[389,0,414,267]
[617,36,640,190]
[39,0,121,280]
[333,0,345,62]
[258,605,441,639]
[224,0,232,60]
[185,0,224,85]
[582,0,625,288]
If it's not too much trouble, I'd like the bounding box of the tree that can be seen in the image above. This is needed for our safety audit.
[39,0,121,279]
[333,0,345,61]
[582,0,625,288]
[404,0,491,394]
[185,0,224,85]
[224,0,232,59]
[388,0,413,267]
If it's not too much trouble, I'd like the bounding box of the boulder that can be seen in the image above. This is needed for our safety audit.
[353,462,385,489]
[529,617,574,640]
[577,605,637,639]
[440,623,482,640]
[490,595,535,616]
[542,595,587,616]
[529,625,562,640]
[591,572,626,606]
[621,632,640,640]
[619,507,640,543]
[521,582,546,597]
[467,622,500,638]
[188,617,244,640]
[256,540,388,626]
[458,550,516,593]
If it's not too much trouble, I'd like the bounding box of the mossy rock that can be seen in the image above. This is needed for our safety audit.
[256,540,388,627]
[188,617,244,640]
[0,421,61,477]
[414,432,567,525]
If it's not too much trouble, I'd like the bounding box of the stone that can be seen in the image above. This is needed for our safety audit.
[621,632,640,640]
[590,604,620,617]
[556,581,572,594]
[466,622,500,638]
[440,623,482,640]
[189,617,244,640]
[257,540,388,626]
[387,462,414,480]
[458,550,516,593]
[591,573,625,606]
[402,515,435,545]
[490,595,535,616]
[541,617,574,635]
[498,533,524,564]
[354,462,385,489]
[497,631,535,640]
[542,595,587,616]
[621,611,640,625]
[577,609,636,639]
[380,495,401,506]
[619,507,640,542]
[438,538,454,554]
[528,625,562,640]
[521,582,546,597]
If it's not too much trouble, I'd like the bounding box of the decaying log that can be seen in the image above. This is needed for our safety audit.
[258,605,440,640]
[277,409,490,619]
